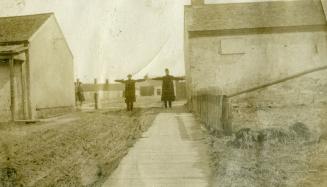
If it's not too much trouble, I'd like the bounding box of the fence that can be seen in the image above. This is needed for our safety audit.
[191,65,327,136]
[191,94,232,135]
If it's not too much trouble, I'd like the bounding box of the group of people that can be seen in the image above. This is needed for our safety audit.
[75,68,184,111]
[115,68,184,111]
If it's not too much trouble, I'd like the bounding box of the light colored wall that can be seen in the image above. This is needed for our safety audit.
[187,31,327,96]
[29,15,74,118]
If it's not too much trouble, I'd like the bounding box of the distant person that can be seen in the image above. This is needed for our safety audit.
[76,82,85,107]
[151,69,185,108]
[115,74,145,111]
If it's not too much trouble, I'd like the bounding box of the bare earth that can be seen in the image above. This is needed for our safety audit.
[0,108,161,186]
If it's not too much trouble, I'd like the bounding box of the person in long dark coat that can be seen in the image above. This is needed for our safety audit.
[76,82,85,107]
[115,74,145,111]
[151,69,184,108]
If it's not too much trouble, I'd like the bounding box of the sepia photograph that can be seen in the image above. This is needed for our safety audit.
[1,0,327,186]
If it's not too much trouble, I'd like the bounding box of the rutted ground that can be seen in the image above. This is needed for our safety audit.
[0,108,161,186]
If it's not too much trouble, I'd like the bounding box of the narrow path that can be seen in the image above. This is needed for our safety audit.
[103,112,211,187]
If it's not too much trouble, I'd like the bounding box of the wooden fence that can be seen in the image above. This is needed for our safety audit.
[191,94,232,135]
[190,65,327,136]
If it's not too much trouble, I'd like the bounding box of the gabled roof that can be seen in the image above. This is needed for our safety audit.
[185,0,327,31]
[0,13,52,43]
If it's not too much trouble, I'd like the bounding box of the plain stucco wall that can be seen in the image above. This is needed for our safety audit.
[29,15,74,117]
[187,31,327,96]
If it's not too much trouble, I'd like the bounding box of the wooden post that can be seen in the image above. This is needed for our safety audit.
[221,95,232,136]
[21,62,27,119]
[24,47,32,120]
[75,79,79,106]
[205,95,209,128]
[218,95,224,131]
[94,79,98,110]
[9,56,15,122]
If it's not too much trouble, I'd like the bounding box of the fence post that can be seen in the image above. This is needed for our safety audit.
[221,95,232,135]
[94,79,98,110]
[205,95,209,128]
[9,57,15,122]
[201,95,205,123]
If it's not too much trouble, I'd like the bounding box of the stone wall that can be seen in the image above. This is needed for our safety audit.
[186,30,327,96]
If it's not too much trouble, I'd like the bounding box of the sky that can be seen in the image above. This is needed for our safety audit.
[0,0,282,82]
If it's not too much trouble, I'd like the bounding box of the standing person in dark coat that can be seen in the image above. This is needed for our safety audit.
[115,74,145,111]
[76,82,85,107]
[151,69,184,108]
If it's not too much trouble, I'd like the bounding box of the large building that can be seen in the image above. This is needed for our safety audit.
[184,0,327,99]
[185,0,327,132]
[0,13,74,121]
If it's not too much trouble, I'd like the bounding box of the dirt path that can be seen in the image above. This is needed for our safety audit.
[103,112,211,187]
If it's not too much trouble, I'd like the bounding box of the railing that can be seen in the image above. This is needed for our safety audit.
[191,65,327,136]
[227,65,327,98]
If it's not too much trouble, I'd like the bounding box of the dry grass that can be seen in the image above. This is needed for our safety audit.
[0,108,160,186]
[208,124,327,187]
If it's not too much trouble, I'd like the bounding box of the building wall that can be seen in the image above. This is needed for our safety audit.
[186,30,327,96]
[29,15,74,118]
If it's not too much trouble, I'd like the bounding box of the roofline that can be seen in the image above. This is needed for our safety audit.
[0,41,28,46]
[0,12,54,44]
[27,13,74,59]
[28,13,53,42]
[185,0,309,7]
[185,0,327,32]
[51,15,74,59]
[188,24,327,37]
[0,12,53,19]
